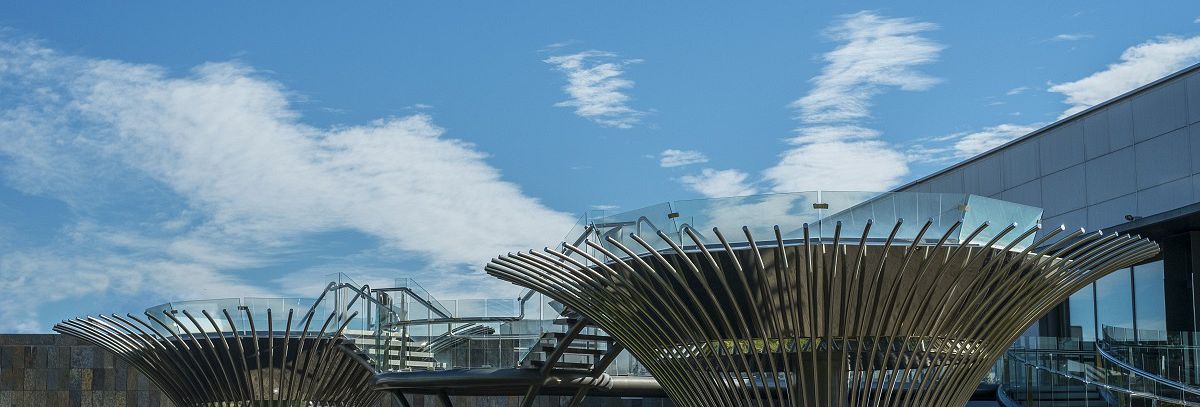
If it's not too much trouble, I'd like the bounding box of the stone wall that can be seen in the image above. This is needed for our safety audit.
[0,334,172,407]
[399,395,674,407]
[0,334,671,407]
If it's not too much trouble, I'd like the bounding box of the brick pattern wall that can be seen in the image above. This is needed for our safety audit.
[0,334,672,407]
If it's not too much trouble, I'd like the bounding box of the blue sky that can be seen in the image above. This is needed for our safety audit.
[2,1,1200,332]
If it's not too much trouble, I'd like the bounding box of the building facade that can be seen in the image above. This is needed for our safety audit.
[898,62,1200,344]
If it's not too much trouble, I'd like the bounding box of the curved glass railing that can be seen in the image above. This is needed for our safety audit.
[565,191,1043,264]
[995,336,1200,406]
[1099,326,1200,387]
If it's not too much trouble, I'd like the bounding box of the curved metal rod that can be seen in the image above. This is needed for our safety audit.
[54,296,384,405]
[486,219,1160,407]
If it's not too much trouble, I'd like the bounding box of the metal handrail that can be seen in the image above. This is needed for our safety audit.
[372,287,452,319]
[1096,341,1200,396]
[1005,349,1200,406]
[994,384,1020,407]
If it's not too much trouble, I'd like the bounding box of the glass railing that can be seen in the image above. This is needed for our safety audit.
[363,280,652,375]
[143,296,348,335]
[394,277,453,317]
[564,191,1043,264]
[995,336,1200,406]
[1101,326,1200,387]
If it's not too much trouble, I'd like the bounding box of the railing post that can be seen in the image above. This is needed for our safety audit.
[1026,364,1033,405]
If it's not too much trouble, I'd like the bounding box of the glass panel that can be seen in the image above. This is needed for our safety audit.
[577,191,1045,262]
[1096,268,1135,341]
[1066,285,1096,341]
[1134,260,1167,341]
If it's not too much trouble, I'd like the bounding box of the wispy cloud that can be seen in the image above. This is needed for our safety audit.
[790,12,943,124]
[1049,35,1200,117]
[544,50,645,128]
[915,35,1200,164]
[908,123,1040,164]
[763,11,942,192]
[0,38,574,331]
[678,168,757,197]
[673,11,942,196]
[1006,86,1030,95]
[658,149,708,168]
[1050,33,1094,42]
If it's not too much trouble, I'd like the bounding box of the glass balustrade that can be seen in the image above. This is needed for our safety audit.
[563,191,1043,265]
[996,335,1200,406]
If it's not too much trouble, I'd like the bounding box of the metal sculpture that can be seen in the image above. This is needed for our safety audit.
[485,220,1159,407]
[54,303,384,406]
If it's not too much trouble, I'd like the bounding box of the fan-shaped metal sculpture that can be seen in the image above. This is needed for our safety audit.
[54,300,384,406]
[486,219,1159,407]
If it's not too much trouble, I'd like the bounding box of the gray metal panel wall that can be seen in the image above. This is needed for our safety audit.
[904,70,1200,233]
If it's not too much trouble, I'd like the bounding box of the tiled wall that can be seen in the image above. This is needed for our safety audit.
[0,334,172,407]
[903,67,1200,236]
[401,395,674,407]
[0,334,672,407]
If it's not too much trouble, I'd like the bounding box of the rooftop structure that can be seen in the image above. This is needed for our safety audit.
[487,192,1160,406]
[54,291,385,406]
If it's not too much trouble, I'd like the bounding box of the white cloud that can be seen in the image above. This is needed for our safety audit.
[759,11,940,192]
[0,39,574,331]
[791,11,943,124]
[1049,35,1200,117]
[1006,86,1029,95]
[952,124,1039,157]
[766,139,910,192]
[915,35,1200,165]
[908,123,1039,164]
[672,12,940,196]
[1050,33,1094,42]
[678,169,757,198]
[544,50,645,128]
[658,149,708,168]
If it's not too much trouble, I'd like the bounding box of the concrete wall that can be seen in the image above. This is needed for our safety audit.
[901,64,1200,237]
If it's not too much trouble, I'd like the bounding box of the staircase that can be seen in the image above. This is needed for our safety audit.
[520,316,620,374]
[345,329,439,370]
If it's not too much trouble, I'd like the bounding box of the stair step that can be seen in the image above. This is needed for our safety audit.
[542,346,605,356]
[553,318,597,327]
[390,360,437,368]
[547,332,613,342]
[529,360,592,370]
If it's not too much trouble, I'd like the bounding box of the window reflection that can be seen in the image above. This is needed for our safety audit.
[1095,267,1135,341]
[1067,284,1095,341]
[1134,261,1167,341]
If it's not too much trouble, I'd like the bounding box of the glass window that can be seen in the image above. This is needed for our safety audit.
[1067,285,1096,341]
[1095,267,1135,341]
[1133,261,1167,341]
